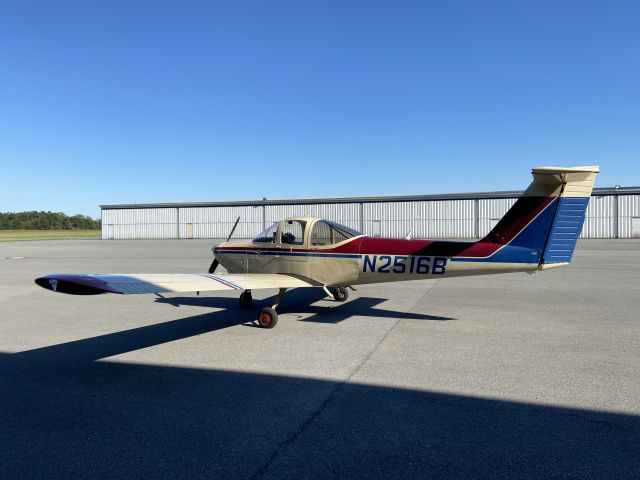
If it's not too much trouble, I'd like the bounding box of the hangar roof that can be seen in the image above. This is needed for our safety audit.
[100,186,640,210]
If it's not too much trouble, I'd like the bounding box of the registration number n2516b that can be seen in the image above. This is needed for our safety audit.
[362,255,447,275]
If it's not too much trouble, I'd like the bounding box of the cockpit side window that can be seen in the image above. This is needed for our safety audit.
[312,220,361,246]
[281,220,306,245]
[326,220,361,242]
[333,228,351,244]
[253,223,278,243]
[311,221,332,246]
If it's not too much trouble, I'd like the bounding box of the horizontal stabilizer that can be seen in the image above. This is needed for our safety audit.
[531,166,600,174]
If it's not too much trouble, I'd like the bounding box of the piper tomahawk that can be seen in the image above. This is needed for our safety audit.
[36,166,600,328]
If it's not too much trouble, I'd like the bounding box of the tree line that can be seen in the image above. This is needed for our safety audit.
[0,211,101,230]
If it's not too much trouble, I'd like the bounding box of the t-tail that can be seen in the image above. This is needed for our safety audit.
[484,166,600,269]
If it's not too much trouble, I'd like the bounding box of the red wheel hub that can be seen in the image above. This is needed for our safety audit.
[260,312,272,325]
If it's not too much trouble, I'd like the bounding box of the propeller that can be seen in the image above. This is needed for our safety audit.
[226,216,241,242]
[208,259,219,274]
[208,216,241,274]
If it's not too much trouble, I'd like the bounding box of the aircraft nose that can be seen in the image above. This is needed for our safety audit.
[209,242,227,273]
[212,241,228,253]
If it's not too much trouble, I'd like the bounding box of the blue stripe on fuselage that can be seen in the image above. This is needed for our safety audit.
[451,245,540,263]
[215,249,362,259]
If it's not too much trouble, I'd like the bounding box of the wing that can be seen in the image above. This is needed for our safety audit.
[35,273,321,295]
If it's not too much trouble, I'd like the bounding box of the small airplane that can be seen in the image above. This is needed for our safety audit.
[36,166,599,328]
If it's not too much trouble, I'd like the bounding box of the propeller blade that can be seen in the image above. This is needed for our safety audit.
[208,217,239,273]
[227,216,241,242]
[208,259,219,274]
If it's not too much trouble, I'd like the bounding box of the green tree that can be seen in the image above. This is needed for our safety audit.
[0,211,101,230]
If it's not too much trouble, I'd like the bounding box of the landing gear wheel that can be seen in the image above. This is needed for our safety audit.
[332,286,349,302]
[239,290,252,309]
[258,307,278,329]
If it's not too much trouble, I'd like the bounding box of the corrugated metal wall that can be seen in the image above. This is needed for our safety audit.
[101,193,640,240]
[582,196,615,238]
[478,198,516,237]
[102,208,178,240]
[618,195,640,238]
[179,206,263,239]
[363,200,476,238]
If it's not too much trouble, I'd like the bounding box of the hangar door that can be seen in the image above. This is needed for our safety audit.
[632,217,640,238]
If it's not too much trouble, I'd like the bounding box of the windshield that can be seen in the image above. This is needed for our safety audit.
[253,223,278,243]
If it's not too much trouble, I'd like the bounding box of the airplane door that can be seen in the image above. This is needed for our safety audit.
[278,219,309,276]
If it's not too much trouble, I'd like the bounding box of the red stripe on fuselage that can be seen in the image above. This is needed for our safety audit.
[215,237,496,257]
[483,196,555,244]
[215,196,556,259]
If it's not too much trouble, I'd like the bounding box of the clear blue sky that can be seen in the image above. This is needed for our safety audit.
[1,1,638,217]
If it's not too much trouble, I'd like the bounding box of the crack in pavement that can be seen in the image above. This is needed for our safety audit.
[249,280,441,479]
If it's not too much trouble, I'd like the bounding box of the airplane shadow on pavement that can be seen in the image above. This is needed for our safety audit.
[1,295,638,479]
[154,287,454,324]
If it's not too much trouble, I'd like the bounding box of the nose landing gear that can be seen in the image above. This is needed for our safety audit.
[239,290,252,309]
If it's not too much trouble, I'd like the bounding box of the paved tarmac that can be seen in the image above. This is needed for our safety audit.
[0,238,639,479]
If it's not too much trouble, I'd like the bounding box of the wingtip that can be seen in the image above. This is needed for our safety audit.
[34,274,120,295]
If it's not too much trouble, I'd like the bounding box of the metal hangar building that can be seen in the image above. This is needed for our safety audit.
[100,186,640,240]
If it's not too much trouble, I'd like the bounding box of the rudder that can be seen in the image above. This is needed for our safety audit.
[536,167,599,264]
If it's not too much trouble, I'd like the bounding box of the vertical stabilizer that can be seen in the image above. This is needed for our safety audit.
[484,166,599,265]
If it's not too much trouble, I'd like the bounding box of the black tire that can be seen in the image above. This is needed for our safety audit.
[332,286,349,302]
[239,290,252,309]
[258,307,278,329]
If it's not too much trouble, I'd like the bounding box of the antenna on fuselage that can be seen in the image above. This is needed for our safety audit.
[404,217,419,240]
[405,226,414,240]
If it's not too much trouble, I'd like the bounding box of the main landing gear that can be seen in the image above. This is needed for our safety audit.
[239,288,287,329]
[323,285,351,302]
[258,307,278,329]
[331,286,349,302]
[240,286,352,329]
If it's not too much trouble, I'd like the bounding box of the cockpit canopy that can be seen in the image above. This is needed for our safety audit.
[253,222,279,244]
[252,218,361,246]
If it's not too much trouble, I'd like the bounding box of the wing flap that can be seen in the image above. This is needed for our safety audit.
[35,273,319,295]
